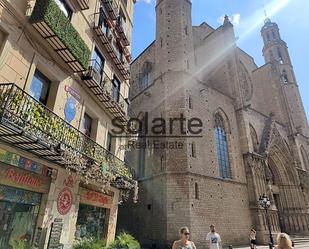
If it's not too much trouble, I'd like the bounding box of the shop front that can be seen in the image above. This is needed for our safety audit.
[0,149,52,249]
[75,187,114,242]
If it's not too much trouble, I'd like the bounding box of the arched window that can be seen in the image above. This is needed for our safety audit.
[282,70,289,84]
[214,113,231,178]
[300,146,309,171]
[250,124,259,153]
[141,62,152,90]
[195,182,199,200]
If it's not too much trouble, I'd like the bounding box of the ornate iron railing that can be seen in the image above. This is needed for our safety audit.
[0,83,134,185]
[81,59,129,121]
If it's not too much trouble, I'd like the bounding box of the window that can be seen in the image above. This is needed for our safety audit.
[272,30,276,40]
[301,146,309,171]
[191,142,196,158]
[91,48,105,85]
[112,76,121,102]
[141,62,152,90]
[188,96,193,109]
[82,113,92,137]
[214,113,231,178]
[277,48,283,63]
[55,0,72,19]
[30,69,51,105]
[250,124,259,153]
[0,28,8,56]
[195,183,199,200]
[106,132,113,152]
[76,204,107,240]
[282,70,289,84]
[139,138,146,178]
[266,32,270,41]
[98,7,109,36]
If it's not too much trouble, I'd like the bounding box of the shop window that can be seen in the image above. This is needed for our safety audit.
[30,69,51,105]
[82,113,93,137]
[0,185,41,249]
[55,0,72,19]
[91,47,105,85]
[112,76,121,102]
[214,113,231,179]
[75,204,107,240]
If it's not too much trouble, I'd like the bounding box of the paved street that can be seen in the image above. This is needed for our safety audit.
[227,241,309,249]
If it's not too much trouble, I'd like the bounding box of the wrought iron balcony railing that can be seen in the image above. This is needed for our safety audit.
[101,0,119,20]
[76,0,90,10]
[116,16,130,46]
[30,0,90,72]
[81,59,129,124]
[0,83,134,186]
[93,12,130,80]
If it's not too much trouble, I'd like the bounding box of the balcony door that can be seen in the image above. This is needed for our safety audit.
[91,48,105,86]
[111,77,120,102]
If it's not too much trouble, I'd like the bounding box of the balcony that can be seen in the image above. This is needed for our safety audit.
[30,0,91,72]
[93,13,130,80]
[0,83,134,187]
[76,0,90,10]
[115,16,130,47]
[81,60,128,123]
[101,0,119,20]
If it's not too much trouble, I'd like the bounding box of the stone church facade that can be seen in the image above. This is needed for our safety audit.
[118,0,309,248]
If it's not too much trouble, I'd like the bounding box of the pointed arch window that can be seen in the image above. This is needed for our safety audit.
[282,70,289,84]
[215,113,231,178]
[300,146,309,171]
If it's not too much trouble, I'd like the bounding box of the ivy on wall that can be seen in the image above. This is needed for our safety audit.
[30,0,91,70]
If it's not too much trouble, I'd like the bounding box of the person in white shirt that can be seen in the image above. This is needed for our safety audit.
[206,224,222,249]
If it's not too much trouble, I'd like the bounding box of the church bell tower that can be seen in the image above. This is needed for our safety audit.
[261,18,309,136]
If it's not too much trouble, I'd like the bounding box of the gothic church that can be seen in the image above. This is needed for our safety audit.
[118,0,309,248]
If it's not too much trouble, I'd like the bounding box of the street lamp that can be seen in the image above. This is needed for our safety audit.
[259,194,274,249]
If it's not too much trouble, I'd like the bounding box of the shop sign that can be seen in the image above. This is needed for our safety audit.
[0,165,50,193]
[57,187,73,215]
[0,148,52,176]
[64,85,81,102]
[80,188,112,208]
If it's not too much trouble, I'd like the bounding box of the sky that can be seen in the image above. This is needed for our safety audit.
[131,0,309,119]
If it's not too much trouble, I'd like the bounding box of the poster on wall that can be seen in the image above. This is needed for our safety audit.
[64,85,82,124]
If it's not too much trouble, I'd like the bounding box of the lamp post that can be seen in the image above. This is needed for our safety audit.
[259,194,274,249]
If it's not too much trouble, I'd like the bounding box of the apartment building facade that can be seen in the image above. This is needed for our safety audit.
[0,0,135,248]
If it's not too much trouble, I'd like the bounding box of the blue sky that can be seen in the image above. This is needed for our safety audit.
[131,0,309,119]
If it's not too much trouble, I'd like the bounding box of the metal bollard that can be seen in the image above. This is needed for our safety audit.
[269,243,273,249]
[228,246,233,249]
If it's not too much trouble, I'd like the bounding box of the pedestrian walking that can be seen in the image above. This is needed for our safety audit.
[206,224,222,249]
[250,228,257,249]
[172,227,197,249]
[275,233,293,249]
